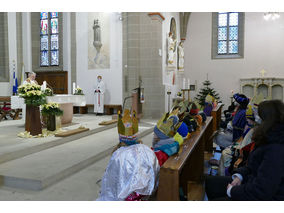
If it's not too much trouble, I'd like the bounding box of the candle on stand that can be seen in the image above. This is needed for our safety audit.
[183,78,186,89]
[187,78,190,89]
[43,81,47,90]
[73,82,76,94]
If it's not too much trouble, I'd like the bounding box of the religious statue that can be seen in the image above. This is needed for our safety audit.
[178,41,184,71]
[93,19,102,53]
[94,75,105,115]
[167,32,177,67]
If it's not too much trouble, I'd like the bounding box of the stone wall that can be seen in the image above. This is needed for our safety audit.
[0,12,9,82]
[122,12,165,119]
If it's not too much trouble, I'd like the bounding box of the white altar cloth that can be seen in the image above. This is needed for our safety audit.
[11,95,86,123]
[46,95,86,107]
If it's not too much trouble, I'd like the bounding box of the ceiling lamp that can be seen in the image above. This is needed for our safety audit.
[264,12,280,21]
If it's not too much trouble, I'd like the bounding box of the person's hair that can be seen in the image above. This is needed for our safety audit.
[252,100,284,147]
[28,72,36,77]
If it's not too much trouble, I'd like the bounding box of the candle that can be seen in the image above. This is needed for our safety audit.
[43,81,47,90]
[187,78,190,89]
[73,82,76,94]
[183,78,186,89]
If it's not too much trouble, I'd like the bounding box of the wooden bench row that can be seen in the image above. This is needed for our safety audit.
[157,116,213,201]
[156,104,222,201]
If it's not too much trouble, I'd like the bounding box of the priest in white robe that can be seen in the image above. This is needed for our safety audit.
[94,75,105,115]
[23,72,38,85]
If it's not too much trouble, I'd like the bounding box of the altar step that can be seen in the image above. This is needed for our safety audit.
[0,124,154,191]
[0,123,117,165]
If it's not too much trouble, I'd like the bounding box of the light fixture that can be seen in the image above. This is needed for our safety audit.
[264,12,280,21]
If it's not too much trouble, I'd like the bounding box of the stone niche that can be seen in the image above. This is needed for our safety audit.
[240,78,284,101]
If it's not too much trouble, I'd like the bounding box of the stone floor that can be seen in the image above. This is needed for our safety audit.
[0,114,157,200]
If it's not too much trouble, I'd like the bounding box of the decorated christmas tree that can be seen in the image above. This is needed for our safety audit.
[195,77,220,107]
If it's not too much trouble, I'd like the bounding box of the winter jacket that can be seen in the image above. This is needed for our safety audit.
[231,123,284,200]
[232,108,247,142]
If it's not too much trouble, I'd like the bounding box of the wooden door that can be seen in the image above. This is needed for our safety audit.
[35,71,68,94]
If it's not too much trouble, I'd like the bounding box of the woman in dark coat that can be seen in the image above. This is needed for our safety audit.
[206,100,284,201]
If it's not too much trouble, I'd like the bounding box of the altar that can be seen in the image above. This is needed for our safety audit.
[11,95,86,124]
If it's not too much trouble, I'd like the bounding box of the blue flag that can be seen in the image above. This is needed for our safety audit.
[13,72,18,94]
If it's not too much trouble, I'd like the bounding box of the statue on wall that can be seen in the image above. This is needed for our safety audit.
[167,32,177,69]
[178,41,184,71]
[88,13,110,70]
[93,19,102,53]
[167,17,177,71]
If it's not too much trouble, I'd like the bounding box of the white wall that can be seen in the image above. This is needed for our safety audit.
[184,12,284,108]
[76,12,123,105]
[0,12,17,96]
[161,12,182,112]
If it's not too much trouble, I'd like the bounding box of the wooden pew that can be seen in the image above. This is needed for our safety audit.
[211,104,222,132]
[157,116,213,201]
[0,96,21,121]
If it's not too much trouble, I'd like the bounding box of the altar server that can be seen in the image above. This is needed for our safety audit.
[94,75,105,115]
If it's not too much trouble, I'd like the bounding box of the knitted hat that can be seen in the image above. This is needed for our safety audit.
[233,93,249,109]
[189,102,199,116]
[199,111,207,122]
[177,122,189,137]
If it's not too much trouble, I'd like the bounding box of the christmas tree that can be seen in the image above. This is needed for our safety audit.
[195,78,220,107]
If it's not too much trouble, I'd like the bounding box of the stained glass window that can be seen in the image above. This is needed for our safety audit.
[217,12,239,55]
[50,18,58,34]
[41,12,48,20]
[51,50,59,65]
[51,35,59,50]
[41,36,49,51]
[40,12,59,67]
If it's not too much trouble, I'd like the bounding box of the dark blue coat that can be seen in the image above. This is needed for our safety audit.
[232,108,247,141]
[231,123,284,200]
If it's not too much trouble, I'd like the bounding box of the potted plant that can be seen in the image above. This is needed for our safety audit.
[74,87,84,95]
[18,83,46,135]
[41,102,63,131]
[43,88,53,96]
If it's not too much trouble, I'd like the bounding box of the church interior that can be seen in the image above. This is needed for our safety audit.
[0,3,284,206]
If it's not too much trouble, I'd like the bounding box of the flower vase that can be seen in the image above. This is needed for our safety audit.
[47,115,56,131]
[25,105,42,136]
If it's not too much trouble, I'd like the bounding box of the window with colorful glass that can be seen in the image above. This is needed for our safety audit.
[40,12,59,66]
[217,12,239,55]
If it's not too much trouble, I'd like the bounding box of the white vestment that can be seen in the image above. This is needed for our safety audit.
[94,80,105,113]
[23,79,38,85]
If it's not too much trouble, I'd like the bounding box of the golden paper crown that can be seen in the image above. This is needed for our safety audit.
[156,108,181,138]
[205,94,214,104]
[117,109,138,136]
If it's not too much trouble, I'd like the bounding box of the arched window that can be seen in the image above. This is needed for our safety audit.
[212,12,244,59]
[40,12,59,66]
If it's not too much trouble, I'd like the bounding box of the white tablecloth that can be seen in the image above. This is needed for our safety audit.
[11,95,86,122]
[11,94,86,108]
[46,95,86,107]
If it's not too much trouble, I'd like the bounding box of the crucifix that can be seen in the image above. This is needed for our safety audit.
[260,69,267,78]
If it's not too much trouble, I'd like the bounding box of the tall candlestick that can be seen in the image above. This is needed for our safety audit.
[73,82,76,94]
[187,78,190,89]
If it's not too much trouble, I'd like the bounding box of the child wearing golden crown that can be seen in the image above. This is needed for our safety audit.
[97,109,160,201]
